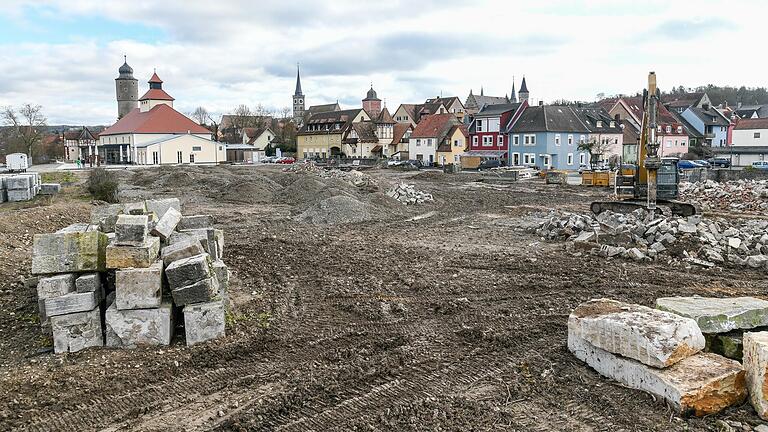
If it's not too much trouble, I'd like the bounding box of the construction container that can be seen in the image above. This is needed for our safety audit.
[460,155,482,170]
[6,153,29,172]
[582,171,610,187]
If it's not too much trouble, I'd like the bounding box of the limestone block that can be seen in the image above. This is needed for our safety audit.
[569,332,746,416]
[213,229,224,259]
[657,296,768,334]
[166,253,212,290]
[115,214,149,246]
[150,206,181,240]
[106,236,160,269]
[180,229,218,260]
[56,223,93,234]
[161,238,204,267]
[32,231,108,275]
[90,203,124,233]
[8,188,34,202]
[172,277,218,306]
[6,175,34,190]
[124,201,147,215]
[36,273,76,299]
[115,261,162,310]
[212,260,230,309]
[145,198,181,220]
[75,273,102,294]
[184,300,225,346]
[569,299,704,368]
[50,307,103,354]
[44,290,102,317]
[0,189,6,203]
[177,215,214,231]
[744,332,768,419]
[105,300,173,347]
[38,298,51,334]
[39,183,61,195]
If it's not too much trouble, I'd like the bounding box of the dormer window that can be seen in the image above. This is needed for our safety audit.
[665,125,671,133]
[610,121,615,128]
[596,121,603,128]
[677,126,683,134]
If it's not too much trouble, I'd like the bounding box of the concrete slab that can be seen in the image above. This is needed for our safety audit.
[106,236,160,269]
[105,300,173,347]
[150,206,181,240]
[36,273,76,299]
[115,261,163,310]
[32,231,108,275]
[183,300,225,346]
[657,296,768,334]
[50,307,103,354]
[569,299,705,368]
[569,332,746,416]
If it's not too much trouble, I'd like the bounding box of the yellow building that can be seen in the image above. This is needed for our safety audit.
[436,124,469,166]
[297,109,369,159]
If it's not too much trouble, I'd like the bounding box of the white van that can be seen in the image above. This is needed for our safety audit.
[751,161,768,170]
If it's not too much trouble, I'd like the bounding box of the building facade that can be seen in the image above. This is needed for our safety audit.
[467,102,525,162]
[681,106,730,147]
[297,109,370,159]
[408,113,461,165]
[63,127,99,162]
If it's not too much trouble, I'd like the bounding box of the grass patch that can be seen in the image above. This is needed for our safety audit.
[41,171,79,185]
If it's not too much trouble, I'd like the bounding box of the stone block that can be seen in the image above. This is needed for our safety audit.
[36,273,76,299]
[179,229,218,260]
[115,261,163,310]
[161,238,204,267]
[56,223,93,234]
[150,206,181,240]
[706,332,746,361]
[145,198,181,220]
[106,236,160,269]
[50,307,103,354]
[744,332,768,420]
[212,260,230,309]
[569,332,746,416]
[172,277,218,306]
[39,183,61,195]
[183,300,225,346]
[569,299,704,368]
[124,201,147,215]
[90,203,124,233]
[0,189,6,203]
[75,273,102,294]
[115,214,149,246]
[38,298,50,334]
[105,300,173,347]
[32,231,108,275]
[166,253,213,290]
[8,188,34,202]
[44,290,102,317]
[6,175,34,190]
[177,214,214,231]
[213,229,224,259]
[657,296,768,334]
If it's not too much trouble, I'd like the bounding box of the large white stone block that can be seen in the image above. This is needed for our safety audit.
[115,261,163,310]
[569,299,704,368]
[184,300,225,346]
[105,300,173,347]
[569,332,746,416]
[44,290,102,317]
[150,206,181,240]
[50,307,103,354]
[743,332,768,419]
[657,296,768,334]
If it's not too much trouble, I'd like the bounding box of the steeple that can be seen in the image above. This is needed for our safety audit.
[519,76,530,103]
[510,76,517,103]
[480,86,484,96]
[294,63,303,96]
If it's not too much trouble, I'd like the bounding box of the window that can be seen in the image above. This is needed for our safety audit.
[189,153,195,163]
[580,135,586,144]
[497,135,503,146]
[482,136,493,146]
[677,126,683,133]
[416,139,421,147]
[596,121,602,128]
[529,135,536,145]
[427,139,433,147]
[755,132,761,139]
[580,153,586,165]
[567,153,574,165]
[152,151,159,165]
[454,139,460,147]
[666,125,671,133]
[476,120,483,132]
[513,135,520,146]
[523,153,536,165]
[192,146,202,151]
[303,152,308,159]
[512,153,520,165]
[666,140,672,148]
[567,135,573,145]
[472,136,478,146]
[177,151,182,163]
[555,134,561,146]
[657,126,662,132]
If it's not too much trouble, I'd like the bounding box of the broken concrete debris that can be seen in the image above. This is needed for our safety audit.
[283,161,379,189]
[387,183,434,205]
[31,198,228,354]
[569,298,748,416]
[680,179,768,213]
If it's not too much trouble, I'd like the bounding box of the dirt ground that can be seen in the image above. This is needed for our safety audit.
[0,164,765,431]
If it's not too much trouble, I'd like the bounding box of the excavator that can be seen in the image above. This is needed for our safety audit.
[590,72,697,217]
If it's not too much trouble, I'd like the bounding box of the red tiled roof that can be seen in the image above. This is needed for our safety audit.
[100,104,210,135]
[390,122,412,145]
[735,118,768,130]
[411,113,455,138]
[148,72,163,84]
[139,88,174,101]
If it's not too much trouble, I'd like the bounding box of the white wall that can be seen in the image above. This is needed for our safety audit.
[408,137,437,164]
[733,128,768,147]
[139,135,225,165]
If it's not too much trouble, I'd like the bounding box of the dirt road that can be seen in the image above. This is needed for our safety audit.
[0,165,763,431]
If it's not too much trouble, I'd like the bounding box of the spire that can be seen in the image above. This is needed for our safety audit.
[469,89,474,96]
[511,76,517,103]
[294,63,303,96]
[480,86,484,96]
[519,76,529,93]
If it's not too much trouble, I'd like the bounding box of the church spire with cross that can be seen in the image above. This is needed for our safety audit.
[293,63,305,124]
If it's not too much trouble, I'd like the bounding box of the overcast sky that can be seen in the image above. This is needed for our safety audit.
[0,0,762,125]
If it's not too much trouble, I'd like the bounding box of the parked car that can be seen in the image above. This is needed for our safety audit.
[404,159,424,169]
[677,160,705,169]
[276,157,295,164]
[694,160,711,168]
[261,156,279,163]
[751,161,768,170]
[708,157,731,168]
[387,159,402,167]
[478,159,502,171]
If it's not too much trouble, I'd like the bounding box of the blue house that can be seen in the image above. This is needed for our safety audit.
[506,105,591,170]
[681,106,730,147]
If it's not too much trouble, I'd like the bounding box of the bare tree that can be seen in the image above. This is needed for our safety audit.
[578,137,611,170]
[2,104,47,160]
[206,113,220,142]
[191,106,209,125]
[278,106,292,120]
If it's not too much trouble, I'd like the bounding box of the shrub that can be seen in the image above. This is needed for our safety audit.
[86,168,119,203]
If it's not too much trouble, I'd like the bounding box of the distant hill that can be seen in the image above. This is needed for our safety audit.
[667,85,768,107]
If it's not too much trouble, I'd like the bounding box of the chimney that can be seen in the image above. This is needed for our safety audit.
[702,103,710,110]
[538,101,544,106]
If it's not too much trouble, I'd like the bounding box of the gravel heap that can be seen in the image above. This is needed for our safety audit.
[534,208,768,270]
[679,180,768,213]
[295,195,378,225]
[284,162,378,189]
[386,183,434,205]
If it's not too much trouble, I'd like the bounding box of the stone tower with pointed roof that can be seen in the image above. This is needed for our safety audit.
[518,76,529,103]
[115,56,138,120]
[362,85,382,118]
[139,71,175,113]
[293,64,305,125]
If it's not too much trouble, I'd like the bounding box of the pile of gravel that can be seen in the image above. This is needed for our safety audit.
[295,195,379,225]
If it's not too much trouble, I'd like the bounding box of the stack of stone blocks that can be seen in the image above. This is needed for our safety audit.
[32,197,230,354]
[569,296,768,419]
[1,173,44,202]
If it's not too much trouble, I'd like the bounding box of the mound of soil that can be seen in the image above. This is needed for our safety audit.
[296,195,380,225]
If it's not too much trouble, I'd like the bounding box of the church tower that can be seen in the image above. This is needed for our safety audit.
[518,76,530,103]
[293,64,305,124]
[362,85,382,118]
[115,56,138,119]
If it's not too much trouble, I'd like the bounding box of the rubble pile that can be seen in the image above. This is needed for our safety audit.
[1,173,59,202]
[32,198,230,354]
[386,183,434,205]
[569,298,749,416]
[680,179,768,213]
[284,161,378,188]
[535,208,768,270]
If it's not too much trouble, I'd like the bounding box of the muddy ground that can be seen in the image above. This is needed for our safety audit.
[0,165,765,431]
